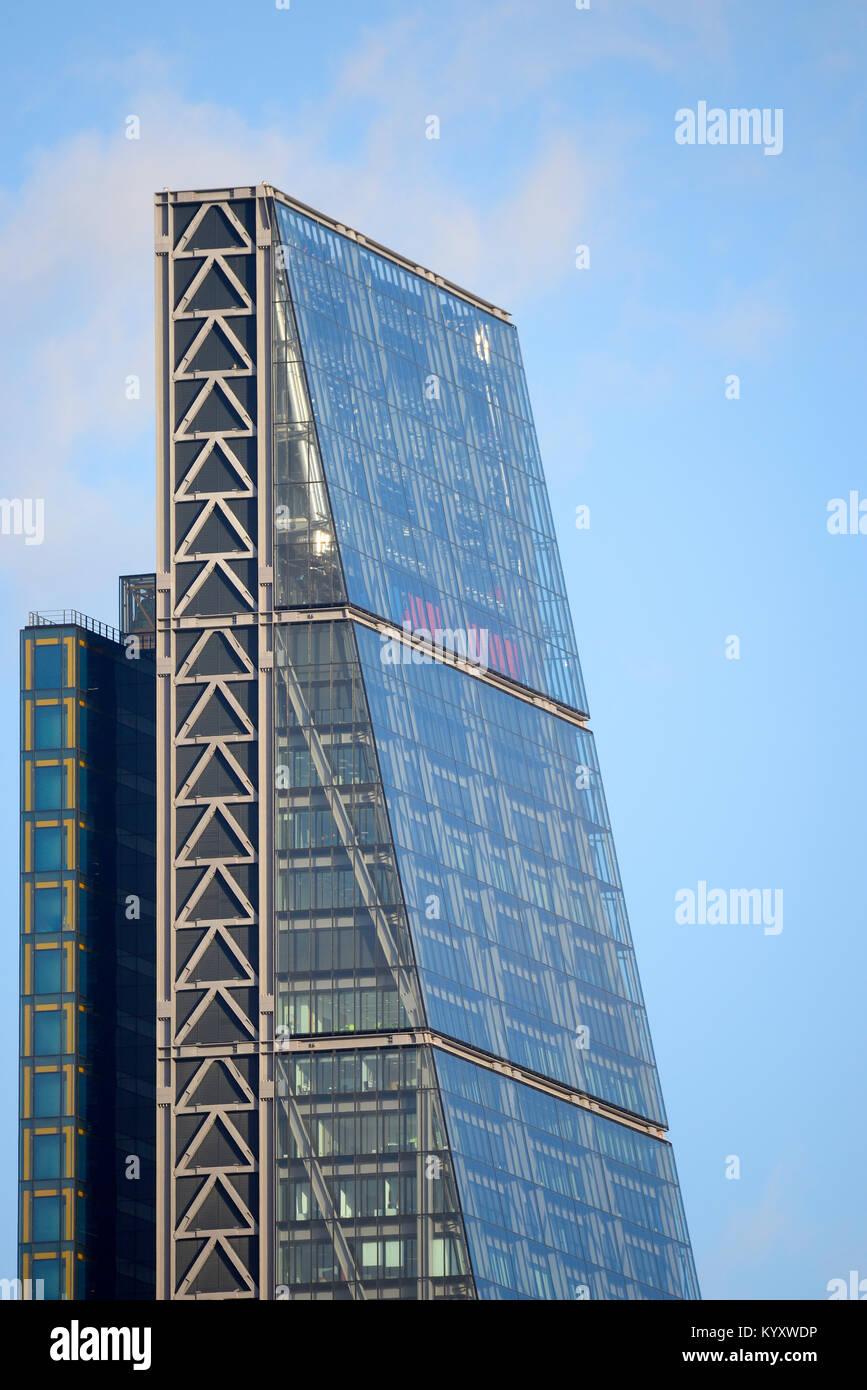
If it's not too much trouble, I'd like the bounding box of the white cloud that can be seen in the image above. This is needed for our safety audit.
[0,33,608,612]
[3,0,727,609]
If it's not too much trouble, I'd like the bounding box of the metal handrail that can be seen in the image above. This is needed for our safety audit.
[27,609,123,644]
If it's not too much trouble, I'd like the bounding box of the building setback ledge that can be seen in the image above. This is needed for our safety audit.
[271,1028,669,1141]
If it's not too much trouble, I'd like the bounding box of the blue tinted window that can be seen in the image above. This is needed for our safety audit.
[32,1133,62,1179]
[274,203,588,714]
[35,1258,62,1298]
[34,644,62,689]
[34,705,62,748]
[33,1072,62,1116]
[33,1262,61,1301]
[33,1012,62,1055]
[34,949,62,994]
[34,766,62,810]
[355,621,665,1123]
[436,1051,698,1301]
[34,827,62,871]
[32,1195,62,1243]
[34,888,62,933]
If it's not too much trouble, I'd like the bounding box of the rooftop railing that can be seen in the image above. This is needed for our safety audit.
[27,609,123,644]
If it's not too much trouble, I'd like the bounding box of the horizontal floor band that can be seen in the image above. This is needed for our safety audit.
[159,603,590,727]
[159,1028,666,1141]
[281,1029,667,1141]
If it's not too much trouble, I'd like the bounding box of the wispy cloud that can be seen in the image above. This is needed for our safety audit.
[0,0,732,612]
[701,1166,822,1298]
[0,32,611,610]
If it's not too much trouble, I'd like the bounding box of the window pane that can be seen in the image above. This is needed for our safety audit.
[34,827,61,871]
[32,1133,62,1179]
[35,1258,62,1299]
[34,888,62,933]
[34,767,62,811]
[34,644,62,689]
[34,949,62,994]
[34,706,62,749]
[32,1195,62,1242]
[33,1012,62,1055]
[33,1072,62,1116]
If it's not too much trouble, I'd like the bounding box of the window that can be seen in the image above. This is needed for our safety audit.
[430,1237,461,1277]
[34,1258,62,1299]
[32,1133,62,1179]
[34,949,62,994]
[33,1072,62,1117]
[34,705,62,749]
[32,1195,62,1243]
[33,1012,62,1055]
[292,1181,310,1221]
[34,827,62,871]
[34,644,62,689]
[34,766,62,811]
[34,887,62,933]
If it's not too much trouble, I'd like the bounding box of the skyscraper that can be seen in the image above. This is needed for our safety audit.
[153,183,698,1301]
[18,578,157,1299]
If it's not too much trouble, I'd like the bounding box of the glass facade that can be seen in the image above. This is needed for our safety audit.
[273,245,345,609]
[274,622,480,1298]
[19,612,156,1298]
[276,1046,473,1300]
[354,623,664,1124]
[435,1051,698,1301]
[274,203,587,713]
[274,620,423,1044]
[268,194,697,1300]
[119,574,157,650]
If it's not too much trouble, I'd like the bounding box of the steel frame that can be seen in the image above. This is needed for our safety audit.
[156,187,275,1300]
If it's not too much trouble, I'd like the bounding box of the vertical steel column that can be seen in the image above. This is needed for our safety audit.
[156,188,274,1299]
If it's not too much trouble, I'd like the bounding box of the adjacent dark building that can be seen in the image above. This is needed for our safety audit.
[18,578,157,1298]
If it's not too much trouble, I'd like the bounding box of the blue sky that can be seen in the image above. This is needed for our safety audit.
[1,0,865,1300]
